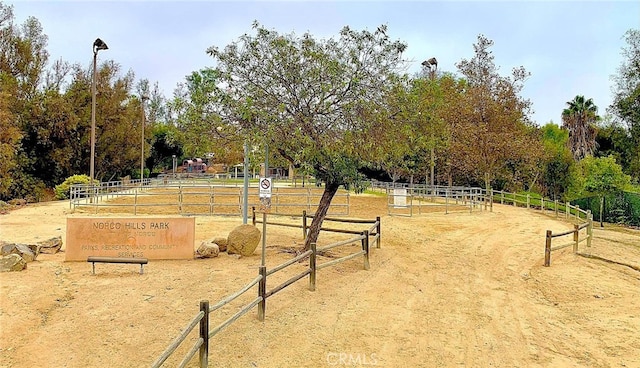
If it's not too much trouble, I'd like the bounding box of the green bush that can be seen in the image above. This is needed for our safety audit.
[54,175,95,200]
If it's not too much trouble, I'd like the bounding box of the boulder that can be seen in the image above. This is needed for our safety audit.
[0,254,27,272]
[212,236,228,252]
[25,243,42,258]
[38,236,63,254]
[196,241,220,258]
[227,225,261,256]
[1,243,36,262]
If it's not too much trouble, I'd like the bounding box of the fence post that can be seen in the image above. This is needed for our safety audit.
[573,224,579,253]
[362,230,370,270]
[199,300,209,368]
[209,186,214,215]
[555,200,558,218]
[445,189,449,214]
[376,216,381,248]
[309,242,316,291]
[302,210,308,240]
[489,189,493,212]
[587,210,593,247]
[565,202,569,219]
[501,191,504,204]
[576,205,580,220]
[544,230,552,267]
[258,266,266,322]
[252,206,256,226]
[526,194,530,209]
[541,197,545,213]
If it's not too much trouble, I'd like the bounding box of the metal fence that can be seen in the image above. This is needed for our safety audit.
[571,191,640,227]
[70,178,349,216]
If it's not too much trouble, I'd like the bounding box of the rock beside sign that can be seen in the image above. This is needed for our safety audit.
[211,237,228,252]
[38,236,63,254]
[0,236,63,272]
[196,240,220,258]
[227,225,261,256]
[1,243,36,262]
[0,254,27,272]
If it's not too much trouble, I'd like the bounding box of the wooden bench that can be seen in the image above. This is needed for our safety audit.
[87,256,148,275]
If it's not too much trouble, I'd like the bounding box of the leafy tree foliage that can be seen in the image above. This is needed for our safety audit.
[569,156,631,226]
[609,28,640,181]
[539,123,574,200]
[207,22,407,250]
[595,117,634,177]
[452,35,540,190]
[166,68,223,159]
[0,2,153,200]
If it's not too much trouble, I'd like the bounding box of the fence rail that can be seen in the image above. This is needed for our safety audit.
[544,211,593,267]
[152,212,379,367]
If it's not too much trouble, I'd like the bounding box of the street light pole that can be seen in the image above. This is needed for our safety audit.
[90,38,108,185]
[140,94,149,182]
[421,57,438,188]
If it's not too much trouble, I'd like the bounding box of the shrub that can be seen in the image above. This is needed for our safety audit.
[54,175,95,200]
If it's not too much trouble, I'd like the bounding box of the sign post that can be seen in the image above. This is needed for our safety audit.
[259,177,272,266]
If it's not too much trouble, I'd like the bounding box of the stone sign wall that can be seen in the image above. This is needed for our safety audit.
[65,217,195,261]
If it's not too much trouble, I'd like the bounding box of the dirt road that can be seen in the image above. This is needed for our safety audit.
[0,195,638,367]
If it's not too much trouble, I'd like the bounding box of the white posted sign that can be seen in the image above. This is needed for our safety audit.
[259,177,272,198]
[393,188,408,208]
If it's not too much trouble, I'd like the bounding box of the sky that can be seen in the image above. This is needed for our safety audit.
[6,0,640,126]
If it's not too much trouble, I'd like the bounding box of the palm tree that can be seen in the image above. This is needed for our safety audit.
[561,95,599,160]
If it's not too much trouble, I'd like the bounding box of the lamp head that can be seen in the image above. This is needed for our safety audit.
[421,57,437,68]
[93,38,109,52]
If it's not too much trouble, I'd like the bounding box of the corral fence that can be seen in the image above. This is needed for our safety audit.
[371,182,490,216]
[151,212,380,367]
[69,177,349,216]
[371,181,598,267]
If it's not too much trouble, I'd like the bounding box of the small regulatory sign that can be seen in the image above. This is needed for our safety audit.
[259,177,272,198]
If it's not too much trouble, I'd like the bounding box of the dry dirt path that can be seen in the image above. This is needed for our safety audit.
[0,197,639,367]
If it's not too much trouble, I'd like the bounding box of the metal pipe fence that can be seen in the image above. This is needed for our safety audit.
[70,179,349,216]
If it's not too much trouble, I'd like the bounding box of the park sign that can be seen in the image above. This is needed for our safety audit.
[65,217,195,261]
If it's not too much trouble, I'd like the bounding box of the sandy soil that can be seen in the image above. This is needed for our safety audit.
[0,194,639,368]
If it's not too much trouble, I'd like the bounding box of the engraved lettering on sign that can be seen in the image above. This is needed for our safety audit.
[66,217,195,261]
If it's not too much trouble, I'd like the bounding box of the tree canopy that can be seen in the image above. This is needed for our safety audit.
[609,28,640,179]
[207,22,407,250]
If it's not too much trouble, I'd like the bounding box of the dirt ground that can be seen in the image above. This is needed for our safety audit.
[1,193,639,368]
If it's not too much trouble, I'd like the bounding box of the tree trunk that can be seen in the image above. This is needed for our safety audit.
[302,181,340,251]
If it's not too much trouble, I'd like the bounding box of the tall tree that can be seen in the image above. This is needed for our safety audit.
[453,35,538,190]
[0,3,51,200]
[166,68,222,158]
[540,122,574,200]
[609,28,640,181]
[561,95,599,161]
[207,22,406,251]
